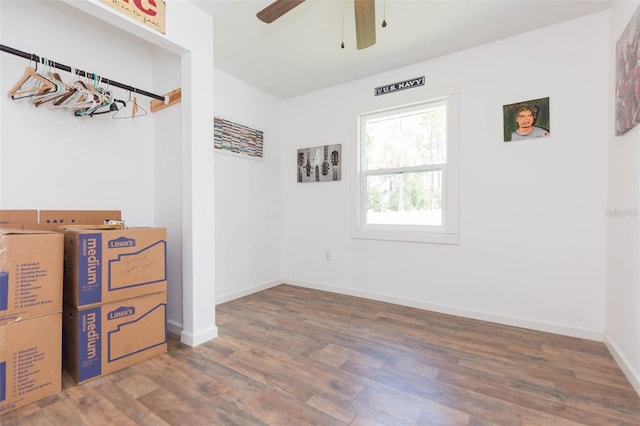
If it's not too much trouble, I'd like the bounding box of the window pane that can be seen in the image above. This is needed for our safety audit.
[365,104,446,170]
[366,170,443,226]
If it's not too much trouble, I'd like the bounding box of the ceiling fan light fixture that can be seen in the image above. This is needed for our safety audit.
[381,0,387,28]
[257,0,379,50]
[341,0,345,49]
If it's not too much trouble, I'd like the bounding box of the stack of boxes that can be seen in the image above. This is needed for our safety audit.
[62,225,168,383]
[0,210,169,415]
[0,220,64,414]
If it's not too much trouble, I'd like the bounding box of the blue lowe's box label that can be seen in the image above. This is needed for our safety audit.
[107,305,135,321]
[0,361,6,401]
[78,306,102,382]
[78,234,102,306]
[108,237,135,249]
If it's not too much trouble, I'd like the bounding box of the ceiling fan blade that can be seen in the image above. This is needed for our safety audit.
[354,0,376,49]
[257,0,305,23]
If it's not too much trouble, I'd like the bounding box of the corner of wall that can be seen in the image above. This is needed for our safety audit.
[605,332,640,396]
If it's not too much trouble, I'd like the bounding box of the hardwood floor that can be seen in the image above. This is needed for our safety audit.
[2,284,639,425]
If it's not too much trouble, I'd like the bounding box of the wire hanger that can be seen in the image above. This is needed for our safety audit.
[113,90,147,119]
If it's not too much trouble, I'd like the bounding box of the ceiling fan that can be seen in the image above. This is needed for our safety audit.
[257,0,377,50]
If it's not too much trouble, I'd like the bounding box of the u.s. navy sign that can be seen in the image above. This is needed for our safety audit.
[100,0,166,34]
[374,76,425,96]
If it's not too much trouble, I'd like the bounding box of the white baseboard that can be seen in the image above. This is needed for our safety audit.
[166,318,182,336]
[167,279,280,346]
[216,279,282,305]
[285,279,603,342]
[604,333,640,396]
[180,325,218,347]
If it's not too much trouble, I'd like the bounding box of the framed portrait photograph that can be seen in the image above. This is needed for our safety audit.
[503,97,551,142]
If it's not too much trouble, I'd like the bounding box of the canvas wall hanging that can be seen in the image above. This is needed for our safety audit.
[297,144,341,182]
[615,3,640,136]
[214,117,264,159]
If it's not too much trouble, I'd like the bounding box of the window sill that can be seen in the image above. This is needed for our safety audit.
[352,227,459,245]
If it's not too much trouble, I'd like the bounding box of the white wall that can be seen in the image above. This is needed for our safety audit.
[281,12,610,340]
[213,69,283,303]
[0,1,155,226]
[152,50,183,333]
[606,0,640,395]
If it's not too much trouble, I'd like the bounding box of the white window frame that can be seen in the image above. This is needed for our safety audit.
[353,92,460,244]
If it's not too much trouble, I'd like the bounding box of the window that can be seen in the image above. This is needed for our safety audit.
[354,95,459,244]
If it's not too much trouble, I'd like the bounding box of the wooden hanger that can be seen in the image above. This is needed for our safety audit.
[7,65,55,99]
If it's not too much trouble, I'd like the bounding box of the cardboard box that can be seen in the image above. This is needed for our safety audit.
[0,229,64,325]
[0,210,36,230]
[0,210,121,231]
[0,223,23,230]
[63,227,167,307]
[63,292,167,384]
[0,313,62,415]
[38,210,121,231]
[0,210,37,226]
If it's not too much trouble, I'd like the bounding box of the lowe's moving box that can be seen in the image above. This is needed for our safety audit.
[63,292,167,384]
[0,229,64,325]
[63,227,167,308]
[0,313,62,414]
[0,228,64,414]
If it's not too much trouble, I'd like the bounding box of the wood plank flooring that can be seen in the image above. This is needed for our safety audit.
[2,284,639,425]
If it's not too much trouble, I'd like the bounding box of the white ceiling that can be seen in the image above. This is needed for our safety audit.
[191,0,611,99]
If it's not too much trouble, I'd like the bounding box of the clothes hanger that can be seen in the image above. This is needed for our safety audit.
[88,98,126,116]
[112,90,147,119]
[55,68,97,109]
[61,81,95,109]
[83,78,114,117]
[131,95,146,118]
[79,74,103,112]
[32,72,67,107]
[51,67,80,107]
[7,55,56,99]
[79,83,115,117]
[31,59,68,107]
[63,73,99,111]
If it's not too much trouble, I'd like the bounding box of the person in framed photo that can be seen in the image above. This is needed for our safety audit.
[511,103,550,140]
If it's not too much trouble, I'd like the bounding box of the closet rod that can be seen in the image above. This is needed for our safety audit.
[0,44,168,103]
